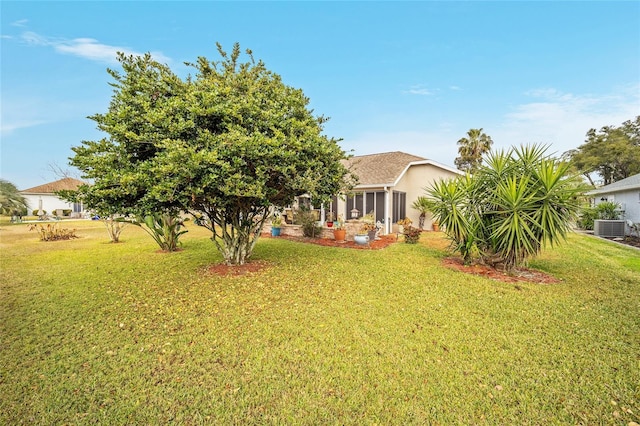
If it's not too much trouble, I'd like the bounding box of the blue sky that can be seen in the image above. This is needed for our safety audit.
[2,1,639,190]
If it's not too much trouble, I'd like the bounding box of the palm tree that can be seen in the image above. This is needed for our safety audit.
[0,179,29,216]
[454,128,494,173]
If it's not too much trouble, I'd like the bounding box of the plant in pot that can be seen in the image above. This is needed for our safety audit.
[333,214,346,242]
[326,211,335,228]
[397,217,412,234]
[271,214,283,237]
[360,221,378,242]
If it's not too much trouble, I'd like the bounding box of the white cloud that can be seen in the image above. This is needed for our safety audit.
[343,85,640,167]
[20,31,170,64]
[11,19,28,27]
[449,85,462,91]
[404,85,433,96]
[494,85,640,156]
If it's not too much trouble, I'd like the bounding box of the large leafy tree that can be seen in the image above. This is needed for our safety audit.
[0,179,29,216]
[454,128,494,173]
[427,145,583,271]
[566,116,640,186]
[69,43,351,265]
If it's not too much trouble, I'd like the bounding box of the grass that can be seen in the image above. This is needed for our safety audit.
[1,219,639,424]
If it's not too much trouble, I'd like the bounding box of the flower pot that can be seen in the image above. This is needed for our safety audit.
[367,230,377,241]
[271,227,281,237]
[354,234,369,245]
[326,221,333,228]
[333,229,346,242]
[432,223,439,232]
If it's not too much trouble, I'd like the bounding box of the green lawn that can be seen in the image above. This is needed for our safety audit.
[1,220,639,424]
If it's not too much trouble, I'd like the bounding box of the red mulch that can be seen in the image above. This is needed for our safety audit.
[442,257,561,284]
[204,260,271,277]
[265,233,399,250]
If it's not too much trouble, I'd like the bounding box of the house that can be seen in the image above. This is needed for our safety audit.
[20,177,87,218]
[587,173,640,234]
[328,151,462,234]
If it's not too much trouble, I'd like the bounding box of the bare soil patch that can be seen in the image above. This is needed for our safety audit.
[442,257,561,284]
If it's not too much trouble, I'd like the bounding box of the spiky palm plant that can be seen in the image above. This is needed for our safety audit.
[427,144,582,271]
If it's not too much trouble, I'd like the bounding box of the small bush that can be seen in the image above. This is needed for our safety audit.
[595,201,621,220]
[62,209,72,217]
[28,223,78,241]
[403,225,421,244]
[32,209,46,216]
[297,209,322,238]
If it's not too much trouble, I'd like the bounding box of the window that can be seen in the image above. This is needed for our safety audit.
[392,191,406,223]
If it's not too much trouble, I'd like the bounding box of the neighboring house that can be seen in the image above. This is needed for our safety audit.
[587,173,640,234]
[20,178,86,218]
[328,151,462,234]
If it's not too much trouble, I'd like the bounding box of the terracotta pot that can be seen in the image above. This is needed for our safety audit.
[333,229,346,242]
[432,223,440,232]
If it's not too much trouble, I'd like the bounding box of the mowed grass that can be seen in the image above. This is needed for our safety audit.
[1,220,639,424]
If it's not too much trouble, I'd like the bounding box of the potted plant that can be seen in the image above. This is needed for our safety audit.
[360,222,378,242]
[432,221,440,232]
[271,214,283,237]
[326,211,334,228]
[397,217,412,234]
[333,214,346,242]
[353,228,369,245]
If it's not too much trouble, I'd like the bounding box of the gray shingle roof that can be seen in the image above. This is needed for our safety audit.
[587,173,640,194]
[21,178,85,194]
[344,151,427,186]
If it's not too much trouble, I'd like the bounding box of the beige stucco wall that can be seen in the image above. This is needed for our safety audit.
[393,164,460,230]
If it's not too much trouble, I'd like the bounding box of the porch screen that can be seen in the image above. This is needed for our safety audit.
[392,191,406,223]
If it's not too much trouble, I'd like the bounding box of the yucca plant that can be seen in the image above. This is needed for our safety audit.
[426,144,582,271]
[130,212,189,252]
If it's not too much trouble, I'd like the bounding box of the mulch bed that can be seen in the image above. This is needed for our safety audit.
[266,233,399,250]
[442,257,561,285]
[602,235,640,249]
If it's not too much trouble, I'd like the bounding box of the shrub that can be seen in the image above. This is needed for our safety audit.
[32,209,46,216]
[595,201,621,220]
[62,209,72,217]
[28,223,78,241]
[297,209,322,238]
[403,225,421,244]
[577,206,598,230]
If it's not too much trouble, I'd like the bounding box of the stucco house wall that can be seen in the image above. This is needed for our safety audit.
[393,162,461,230]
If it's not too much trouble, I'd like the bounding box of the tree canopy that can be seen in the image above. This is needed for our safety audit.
[68,43,352,264]
[565,116,640,186]
[454,128,494,173]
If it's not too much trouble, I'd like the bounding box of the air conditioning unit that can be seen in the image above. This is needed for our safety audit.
[594,220,626,237]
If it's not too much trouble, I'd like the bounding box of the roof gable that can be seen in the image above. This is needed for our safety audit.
[345,151,427,186]
[21,178,85,194]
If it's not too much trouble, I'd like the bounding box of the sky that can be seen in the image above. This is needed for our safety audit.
[1,1,639,190]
